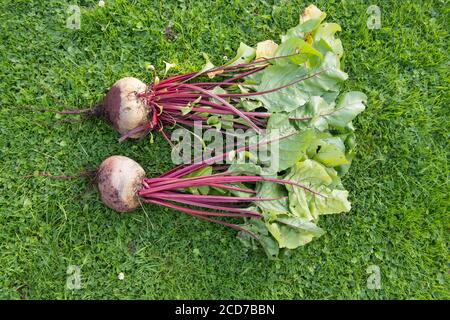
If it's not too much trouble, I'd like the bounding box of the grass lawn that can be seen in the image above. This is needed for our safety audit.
[0,0,448,299]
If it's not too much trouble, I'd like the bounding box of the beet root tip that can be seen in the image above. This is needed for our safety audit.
[96,156,146,212]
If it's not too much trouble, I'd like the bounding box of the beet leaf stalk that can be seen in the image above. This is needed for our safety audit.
[122,62,328,142]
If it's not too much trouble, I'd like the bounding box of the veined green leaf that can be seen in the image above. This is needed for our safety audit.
[265,218,323,249]
[314,143,349,167]
[311,136,349,167]
[274,38,323,66]
[253,64,310,112]
[312,187,351,215]
[323,91,367,129]
[226,42,256,66]
[238,219,280,259]
[275,215,325,234]
[195,5,365,259]
[253,52,347,113]
[238,99,263,111]
[283,17,326,40]
[289,96,333,130]
[284,159,351,221]
[227,162,276,176]
[255,182,288,214]
[314,23,344,58]
[258,114,314,171]
[290,91,366,133]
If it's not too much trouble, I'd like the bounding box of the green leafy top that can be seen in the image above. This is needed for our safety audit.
[195,5,366,259]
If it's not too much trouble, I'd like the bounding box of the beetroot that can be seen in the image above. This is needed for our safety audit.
[96,155,146,212]
[100,77,149,139]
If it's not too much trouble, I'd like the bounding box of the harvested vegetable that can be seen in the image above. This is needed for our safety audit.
[95,149,319,237]
[118,5,366,141]
[40,5,367,259]
[46,5,365,145]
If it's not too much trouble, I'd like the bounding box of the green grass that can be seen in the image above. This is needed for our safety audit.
[0,0,448,299]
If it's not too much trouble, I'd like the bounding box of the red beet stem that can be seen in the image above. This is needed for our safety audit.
[144,196,260,216]
[143,199,258,218]
[161,130,298,178]
[206,183,255,193]
[141,174,321,197]
[147,198,258,237]
[211,68,330,98]
[140,191,280,202]
[176,83,261,132]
